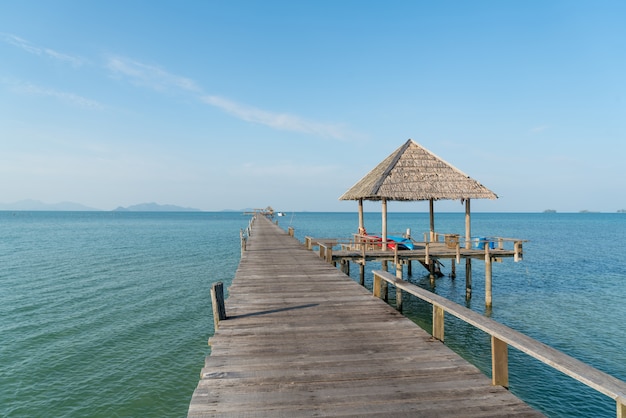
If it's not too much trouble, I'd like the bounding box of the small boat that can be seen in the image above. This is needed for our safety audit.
[362,235,413,250]
[387,235,414,250]
[277,212,286,217]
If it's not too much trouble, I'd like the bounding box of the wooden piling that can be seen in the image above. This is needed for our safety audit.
[465,258,472,299]
[381,260,388,301]
[359,262,365,286]
[210,281,226,330]
[395,260,403,312]
[485,246,493,308]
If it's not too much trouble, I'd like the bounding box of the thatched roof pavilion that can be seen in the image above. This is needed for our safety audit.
[339,139,497,248]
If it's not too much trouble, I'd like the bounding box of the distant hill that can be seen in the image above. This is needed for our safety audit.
[0,199,101,211]
[113,202,201,212]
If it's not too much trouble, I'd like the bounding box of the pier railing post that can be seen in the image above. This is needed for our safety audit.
[618,398,625,418]
[373,272,382,299]
[211,282,226,330]
[433,306,444,341]
[240,229,246,255]
[491,336,509,388]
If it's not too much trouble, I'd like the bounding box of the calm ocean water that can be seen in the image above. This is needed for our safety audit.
[2,211,625,417]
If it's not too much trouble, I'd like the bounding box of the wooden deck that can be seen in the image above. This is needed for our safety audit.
[188,215,543,417]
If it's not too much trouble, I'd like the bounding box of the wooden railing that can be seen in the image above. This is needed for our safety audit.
[372,269,626,417]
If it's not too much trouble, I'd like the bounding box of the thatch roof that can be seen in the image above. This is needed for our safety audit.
[339,139,497,201]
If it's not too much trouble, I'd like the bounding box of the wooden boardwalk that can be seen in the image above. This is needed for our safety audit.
[188,215,543,417]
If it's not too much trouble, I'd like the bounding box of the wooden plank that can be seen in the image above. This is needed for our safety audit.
[188,215,543,417]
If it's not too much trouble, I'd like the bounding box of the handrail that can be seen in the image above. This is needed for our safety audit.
[240,215,255,254]
[372,269,626,417]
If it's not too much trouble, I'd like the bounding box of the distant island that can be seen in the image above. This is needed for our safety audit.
[0,200,202,212]
[113,202,201,212]
[543,209,557,213]
[0,199,100,211]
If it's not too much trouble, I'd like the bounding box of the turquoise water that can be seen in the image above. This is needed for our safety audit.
[2,211,625,417]
[0,212,248,417]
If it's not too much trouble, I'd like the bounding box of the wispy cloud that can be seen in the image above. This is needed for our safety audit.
[106,55,354,140]
[11,81,104,109]
[530,125,550,134]
[106,56,201,93]
[202,95,352,140]
[1,33,84,66]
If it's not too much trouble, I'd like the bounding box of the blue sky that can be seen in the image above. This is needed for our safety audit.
[1,1,625,212]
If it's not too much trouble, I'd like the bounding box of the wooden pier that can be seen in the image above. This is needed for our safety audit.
[306,233,525,307]
[188,215,544,417]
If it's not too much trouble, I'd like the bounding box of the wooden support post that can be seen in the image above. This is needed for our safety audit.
[395,261,403,279]
[359,262,365,286]
[465,198,471,249]
[465,258,472,299]
[485,247,493,308]
[240,229,246,255]
[393,244,398,265]
[433,305,445,341]
[407,259,412,276]
[491,336,509,388]
[396,261,403,312]
[514,241,523,262]
[381,198,388,251]
[358,198,364,232]
[618,399,626,418]
[429,198,435,242]
[451,258,456,279]
[381,260,388,301]
[211,282,226,330]
[288,226,294,237]
[429,260,435,282]
[341,259,350,275]
[373,273,382,298]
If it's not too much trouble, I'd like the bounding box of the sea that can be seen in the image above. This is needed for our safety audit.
[1,211,625,417]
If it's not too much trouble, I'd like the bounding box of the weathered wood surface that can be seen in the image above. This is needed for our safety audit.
[188,215,543,417]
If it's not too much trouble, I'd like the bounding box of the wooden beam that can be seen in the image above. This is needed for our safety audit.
[491,336,509,388]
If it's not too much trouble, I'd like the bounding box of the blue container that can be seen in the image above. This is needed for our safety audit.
[472,237,487,249]
[472,237,496,249]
